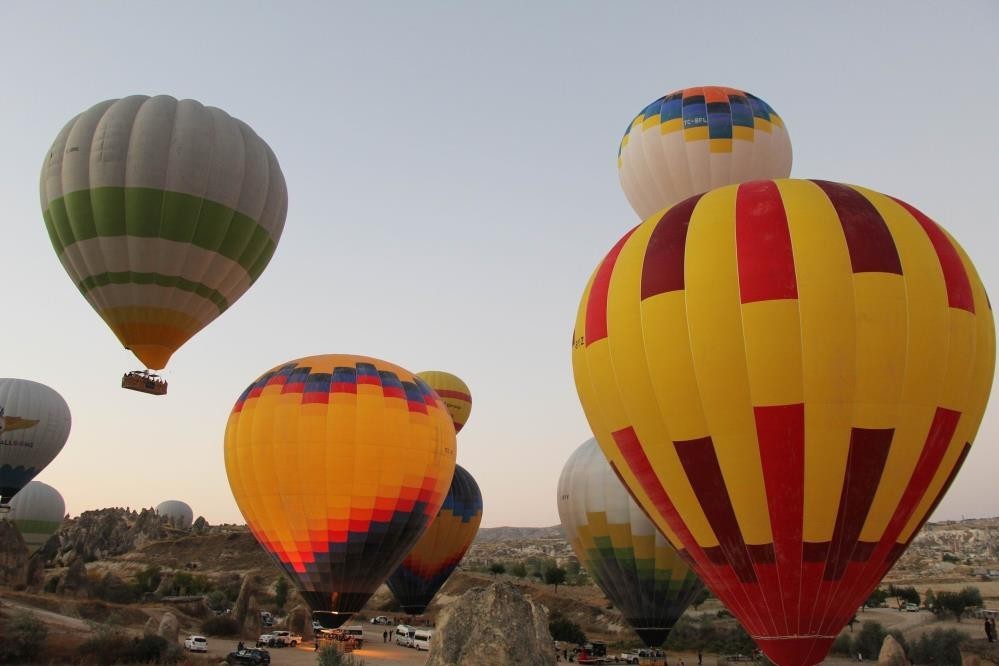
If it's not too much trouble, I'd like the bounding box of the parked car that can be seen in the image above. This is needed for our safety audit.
[225,648,271,664]
[618,652,640,664]
[183,635,208,652]
[906,603,920,612]
[269,630,302,647]
[370,615,392,624]
[256,633,275,647]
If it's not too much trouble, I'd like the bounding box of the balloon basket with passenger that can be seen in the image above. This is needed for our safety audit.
[121,370,167,395]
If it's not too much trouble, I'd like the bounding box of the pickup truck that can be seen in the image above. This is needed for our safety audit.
[256,631,302,647]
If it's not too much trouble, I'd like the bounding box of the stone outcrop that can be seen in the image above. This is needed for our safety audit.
[233,574,258,626]
[244,596,263,638]
[47,508,169,567]
[158,611,179,642]
[0,520,29,587]
[879,634,910,666]
[56,557,91,597]
[426,581,556,666]
[287,604,310,636]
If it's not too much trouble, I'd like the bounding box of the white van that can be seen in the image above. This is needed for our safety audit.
[413,629,432,651]
[395,624,415,647]
[342,625,365,647]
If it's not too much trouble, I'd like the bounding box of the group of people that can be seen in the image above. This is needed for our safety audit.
[985,616,997,642]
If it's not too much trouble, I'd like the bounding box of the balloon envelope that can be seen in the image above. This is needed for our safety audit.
[156,500,194,529]
[573,180,995,666]
[618,86,791,220]
[0,379,72,505]
[558,439,703,647]
[8,480,65,554]
[225,354,456,627]
[40,95,288,370]
[417,371,472,434]
[387,464,483,615]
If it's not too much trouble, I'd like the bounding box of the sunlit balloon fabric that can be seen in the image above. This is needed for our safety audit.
[387,465,483,615]
[0,379,72,506]
[618,86,791,220]
[224,354,456,627]
[40,95,288,371]
[558,439,703,647]
[417,371,472,434]
[573,180,995,666]
[8,481,65,555]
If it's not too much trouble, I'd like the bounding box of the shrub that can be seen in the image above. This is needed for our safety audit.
[0,611,48,663]
[93,573,140,604]
[202,616,241,636]
[78,626,179,664]
[135,565,162,596]
[909,628,968,665]
[489,562,506,576]
[831,634,853,656]
[509,562,528,578]
[549,611,586,645]
[854,621,888,660]
[317,646,366,665]
[664,615,756,654]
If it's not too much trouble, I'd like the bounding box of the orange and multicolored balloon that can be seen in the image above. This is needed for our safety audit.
[558,439,703,647]
[224,354,456,628]
[573,180,994,666]
[417,371,472,433]
[40,95,288,371]
[618,86,791,220]
[386,464,483,615]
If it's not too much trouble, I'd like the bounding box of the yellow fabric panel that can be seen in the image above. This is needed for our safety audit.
[741,300,804,407]
[660,118,683,135]
[754,117,773,133]
[733,126,755,142]
[851,273,907,429]
[642,115,660,130]
[940,310,979,411]
[855,191,950,542]
[778,179,855,543]
[683,186,771,545]
[684,126,709,142]
[897,431,968,543]
[609,218,715,546]
[632,532,655,561]
[608,522,634,549]
[709,139,733,154]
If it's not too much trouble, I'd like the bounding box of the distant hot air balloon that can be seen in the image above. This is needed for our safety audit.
[417,371,472,434]
[225,354,456,628]
[0,379,72,508]
[40,95,288,393]
[558,439,703,647]
[573,180,995,666]
[156,500,194,529]
[8,480,65,554]
[387,464,483,615]
[618,86,791,220]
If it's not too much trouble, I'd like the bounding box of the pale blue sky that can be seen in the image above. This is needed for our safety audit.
[2,2,997,527]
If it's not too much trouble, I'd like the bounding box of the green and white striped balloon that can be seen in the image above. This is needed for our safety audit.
[8,480,65,555]
[40,95,288,370]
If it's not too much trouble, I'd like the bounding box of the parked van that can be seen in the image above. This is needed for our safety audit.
[395,624,415,647]
[342,625,365,647]
[413,629,432,651]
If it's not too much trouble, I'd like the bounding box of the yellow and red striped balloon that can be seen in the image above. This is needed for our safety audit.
[417,371,472,434]
[225,354,456,628]
[572,179,994,666]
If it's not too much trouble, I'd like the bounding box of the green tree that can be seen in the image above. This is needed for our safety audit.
[275,577,289,611]
[135,565,162,596]
[565,558,581,576]
[544,566,567,593]
[489,562,506,576]
[0,611,48,663]
[909,628,968,664]
[935,586,983,622]
[865,588,888,609]
[887,584,919,609]
[549,611,586,645]
[854,621,888,660]
[509,562,528,578]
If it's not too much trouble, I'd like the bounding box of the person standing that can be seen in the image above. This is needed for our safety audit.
[698,650,703,665]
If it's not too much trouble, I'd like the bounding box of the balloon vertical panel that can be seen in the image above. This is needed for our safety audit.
[386,465,483,615]
[224,354,456,626]
[572,179,994,666]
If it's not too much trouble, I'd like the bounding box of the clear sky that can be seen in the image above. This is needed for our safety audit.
[2,2,998,527]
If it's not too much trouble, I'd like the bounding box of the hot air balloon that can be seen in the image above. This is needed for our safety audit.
[572,179,995,666]
[558,439,703,647]
[386,464,483,615]
[40,95,288,394]
[417,371,472,434]
[618,86,791,220]
[0,379,72,508]
[156,500,194,529]
[7,480,65,554]
[225,354,456,628]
